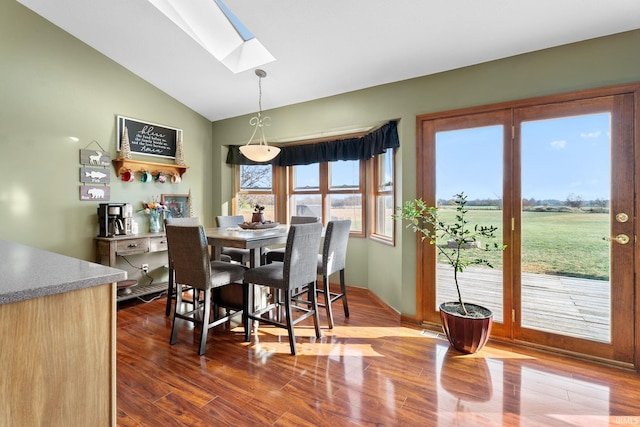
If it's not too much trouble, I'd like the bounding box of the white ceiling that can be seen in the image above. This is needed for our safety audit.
[17,0,640,121]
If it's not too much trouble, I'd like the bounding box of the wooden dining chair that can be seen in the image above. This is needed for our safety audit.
[164,217,234,316]
[215,215,251,265]
[243,222,323,355]
[265,216,320,264]
[164,217,200,316]
[165,223,246,355]
[317,220,351,328]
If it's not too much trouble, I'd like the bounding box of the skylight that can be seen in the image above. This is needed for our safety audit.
[214,0,253,41]
[148,0,275,73]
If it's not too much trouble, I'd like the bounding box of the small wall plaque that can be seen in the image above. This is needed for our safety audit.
[80,167,110,184]
[80,149,111,166]
[80,185,110,201]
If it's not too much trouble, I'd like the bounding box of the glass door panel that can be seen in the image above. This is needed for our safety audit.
[436,125,504,322]
[520,113,611,342]
[514,94,634,363]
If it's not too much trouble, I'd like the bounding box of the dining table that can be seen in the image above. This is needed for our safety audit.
[165,224,290,316]
[205,225,290,268]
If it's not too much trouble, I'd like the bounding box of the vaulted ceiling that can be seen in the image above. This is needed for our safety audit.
[17,0,640,121]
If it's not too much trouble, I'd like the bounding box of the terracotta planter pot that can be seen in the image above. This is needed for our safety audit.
[439,302,493,354]
[251,212,265,223]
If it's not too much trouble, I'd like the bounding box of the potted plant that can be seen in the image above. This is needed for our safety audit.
[251,204,265,223]
[394,192,505,353]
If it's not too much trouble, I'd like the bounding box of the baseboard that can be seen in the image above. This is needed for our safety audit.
[328,282,402,321]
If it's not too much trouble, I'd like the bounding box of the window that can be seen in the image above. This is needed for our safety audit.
[232,154,395,240]
[291,163,321,218]
[289,160,364,235]
[370,148,396,243]
[234,164,276,220]
[228,121,399,238]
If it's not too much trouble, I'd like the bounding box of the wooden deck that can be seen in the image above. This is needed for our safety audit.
[437,265,611,342]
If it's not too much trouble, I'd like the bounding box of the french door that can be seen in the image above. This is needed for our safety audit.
[416,87,637,364]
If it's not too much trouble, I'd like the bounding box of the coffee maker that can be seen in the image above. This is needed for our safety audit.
[97,203,133,237]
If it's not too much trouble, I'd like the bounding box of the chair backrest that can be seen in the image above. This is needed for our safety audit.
[216,215,245,228]
[165,217,200,226]
[165,217,201,268]
[165,224,211,291]
[290,216,320,224]
[321,220,351,276]
[283,222,323,289]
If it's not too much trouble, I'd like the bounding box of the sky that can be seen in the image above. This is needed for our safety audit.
[293,161,360,189]
[436,112,611,202]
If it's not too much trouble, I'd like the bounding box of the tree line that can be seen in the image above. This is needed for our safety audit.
[438,194,609,209]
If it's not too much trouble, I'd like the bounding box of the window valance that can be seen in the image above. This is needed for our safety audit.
[226,120,399,166]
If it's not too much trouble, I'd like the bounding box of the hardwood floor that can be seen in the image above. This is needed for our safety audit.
[116,286,640,426]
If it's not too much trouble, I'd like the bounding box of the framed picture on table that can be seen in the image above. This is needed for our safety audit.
[161,194,188,219]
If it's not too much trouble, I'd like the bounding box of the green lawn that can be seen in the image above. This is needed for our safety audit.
[434,209,610,280]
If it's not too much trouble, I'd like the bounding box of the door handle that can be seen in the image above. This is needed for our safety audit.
[603,234,630,245]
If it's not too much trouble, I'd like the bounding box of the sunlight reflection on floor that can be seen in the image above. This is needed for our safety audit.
[233,323,544,361]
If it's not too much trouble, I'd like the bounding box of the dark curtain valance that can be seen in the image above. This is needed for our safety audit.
[226,120,399,166]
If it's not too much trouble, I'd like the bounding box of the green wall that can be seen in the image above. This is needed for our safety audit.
[211,30,640,317]
[3,0,639,318]
[0,2,212,284]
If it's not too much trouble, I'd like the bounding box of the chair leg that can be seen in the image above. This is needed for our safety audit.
[212,292,220,320]
[309,282,322,339]
[276,288,284,322]
[169,283,183,345]
[284,291,297,355]
[340,269,349,318]
[165,267,174,317]
[322,275,335,329]
[191,289,202,322]
[193,288,201,310]
[243,283,252,342]
[198,289,212,355]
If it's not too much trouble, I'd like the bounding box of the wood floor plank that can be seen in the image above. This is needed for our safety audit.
[116,285,640,426]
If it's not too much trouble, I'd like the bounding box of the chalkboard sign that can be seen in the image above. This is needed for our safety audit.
[117,115,181,159]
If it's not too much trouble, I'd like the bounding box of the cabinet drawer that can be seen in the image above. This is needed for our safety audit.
[149,236,168,252]
[115,238,149,255]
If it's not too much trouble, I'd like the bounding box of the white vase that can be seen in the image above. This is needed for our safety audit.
[149,210,162,233]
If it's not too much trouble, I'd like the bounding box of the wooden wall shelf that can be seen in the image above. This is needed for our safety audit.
[112,158,188,178]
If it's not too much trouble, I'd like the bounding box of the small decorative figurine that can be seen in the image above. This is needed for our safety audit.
[118,126,132,159]
[251,204,265,223]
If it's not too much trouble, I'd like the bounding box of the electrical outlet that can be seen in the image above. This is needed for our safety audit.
[141,264,149,273]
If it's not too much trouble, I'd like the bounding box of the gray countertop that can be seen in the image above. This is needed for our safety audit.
[0,240,127,305]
